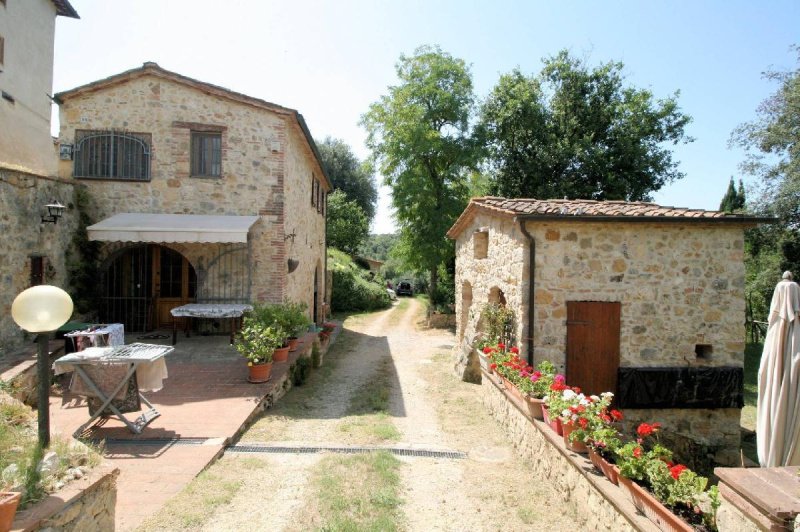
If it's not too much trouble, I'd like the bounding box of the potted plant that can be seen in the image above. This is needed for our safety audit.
[271,324,291,363]
[516,360,557,420]
[234,318,282,383]
[542,376,571,435]
[558,391,616,454]
[0,491,21,531]
[616,422,720,531]
[283,302,311,351]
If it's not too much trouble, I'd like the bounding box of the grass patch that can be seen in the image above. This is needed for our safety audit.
[337,358,400,443]
[387,298,410,325]
[298,451,403,531]
[740,343,761,432]
[137,457,266,531]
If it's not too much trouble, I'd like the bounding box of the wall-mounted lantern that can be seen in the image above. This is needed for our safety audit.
[41,201,66,224]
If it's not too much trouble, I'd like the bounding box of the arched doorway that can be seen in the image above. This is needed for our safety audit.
[101,245,196,331]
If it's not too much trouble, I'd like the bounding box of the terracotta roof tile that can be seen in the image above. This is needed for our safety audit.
[446,196,775,239]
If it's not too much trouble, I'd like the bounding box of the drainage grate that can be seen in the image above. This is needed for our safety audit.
[97,437,213,447]
[226,444,466,460]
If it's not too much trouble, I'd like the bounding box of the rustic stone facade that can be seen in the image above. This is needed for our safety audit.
[452,199,755,463]
[12,463,118,531]
[0,169,79,352]
[55,64,328,323]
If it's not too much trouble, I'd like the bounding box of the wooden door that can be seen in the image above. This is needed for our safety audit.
[566,301,621,396]
[153,246,196,329]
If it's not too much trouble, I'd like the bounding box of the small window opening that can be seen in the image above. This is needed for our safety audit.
[474,231,488,259]
[695,344,713,360]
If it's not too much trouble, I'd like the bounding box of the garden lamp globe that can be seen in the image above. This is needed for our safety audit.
[11,285,73,448]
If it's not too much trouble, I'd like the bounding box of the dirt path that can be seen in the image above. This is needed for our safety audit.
[140,299,582,531]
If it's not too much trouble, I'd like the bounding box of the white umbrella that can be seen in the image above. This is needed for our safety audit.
[757,271,800,466]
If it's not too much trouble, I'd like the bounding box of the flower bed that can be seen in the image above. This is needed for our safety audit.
[477,341,720,531]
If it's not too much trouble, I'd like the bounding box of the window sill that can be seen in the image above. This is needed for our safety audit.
[73,176,151,183]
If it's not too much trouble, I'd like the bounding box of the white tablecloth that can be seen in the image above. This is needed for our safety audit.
[170,303,252,319]
[54,344,171,392]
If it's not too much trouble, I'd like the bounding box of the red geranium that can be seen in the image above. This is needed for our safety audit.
[669,464,688,480]
[610,409,623,421]
[510,346,519,354]
[636,422,661,438]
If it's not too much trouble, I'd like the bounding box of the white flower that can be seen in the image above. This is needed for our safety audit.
[590,395,600,402]
[562,409,571,418]
[562,389,577,400]
[601,391,614,399]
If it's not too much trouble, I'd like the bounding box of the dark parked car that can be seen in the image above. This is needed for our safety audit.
[396,281,413,297]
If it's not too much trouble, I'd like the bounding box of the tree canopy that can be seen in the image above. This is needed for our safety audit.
[730,47,800,227]
[478,51,693,201]
[731,47,800,324]
[326,190,370,255]
[316,137,378,223]
[361,45,477,295]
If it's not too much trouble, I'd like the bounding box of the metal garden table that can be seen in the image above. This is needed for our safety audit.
[53,343,173,437]
[169,303,253,345]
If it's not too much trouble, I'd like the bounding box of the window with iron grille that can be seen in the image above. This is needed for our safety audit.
[73,130,151,180]
[191,131,222,177]
[311,175,318,207]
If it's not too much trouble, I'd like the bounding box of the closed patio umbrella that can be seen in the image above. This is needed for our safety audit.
[757,271,800,467]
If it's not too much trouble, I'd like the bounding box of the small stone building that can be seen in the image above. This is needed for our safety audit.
[448,197,770,465]
[53,62,331,331]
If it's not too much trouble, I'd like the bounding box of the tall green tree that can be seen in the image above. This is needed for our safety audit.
[326,190,370,255]
[719,177,746,212]
[316,137,378,223]
[479,51,693,201]
[730,47,800,321]
[361,45,477,296]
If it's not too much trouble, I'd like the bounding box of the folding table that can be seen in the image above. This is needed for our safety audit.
[53,343,173,437]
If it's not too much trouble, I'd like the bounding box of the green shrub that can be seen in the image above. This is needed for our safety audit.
[329,249,391,312]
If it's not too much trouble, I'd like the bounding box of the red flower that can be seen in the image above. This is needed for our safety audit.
[572,386,581,394]
[482,346,493,354]
[510,346,519,354]
[497,343,505,350]
[489,363,497,370]
[637,422,660,438]
[669,464,688,480]
[633,446,643,458]
[610,409,623,421]
[578,417,589,429]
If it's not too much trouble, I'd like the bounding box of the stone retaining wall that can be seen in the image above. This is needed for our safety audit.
[12,463,118,531]
[480,371,659,532]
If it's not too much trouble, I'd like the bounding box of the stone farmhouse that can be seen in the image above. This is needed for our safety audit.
[448,196,771,464]
[0,0,79,352]
[52,62,331,333]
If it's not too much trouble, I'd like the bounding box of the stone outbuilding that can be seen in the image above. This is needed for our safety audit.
[52,62,331,332]
[448,196,772,465]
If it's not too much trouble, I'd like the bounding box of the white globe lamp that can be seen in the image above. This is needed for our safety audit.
[11,285,74,447]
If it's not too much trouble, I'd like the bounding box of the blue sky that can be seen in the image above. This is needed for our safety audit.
[53,1,799,233]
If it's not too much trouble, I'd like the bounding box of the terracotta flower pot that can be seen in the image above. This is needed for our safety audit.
[248,362,273,383]
[0,491,22,531]
[618,476,693,532]
[273,345,290,363]
[542,404,550,424]
[548,413,563,435]
[287,337,300,351]
[525,396,545,420]
[588,448,619,485]
[562,423,589,453]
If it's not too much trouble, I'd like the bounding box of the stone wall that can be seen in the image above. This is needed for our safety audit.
[479,374,658,532]
[12,463,118,531]
[283,122,327,323]
[56,71,326,309]
[453,214,527,377]
[0,169,79,353]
